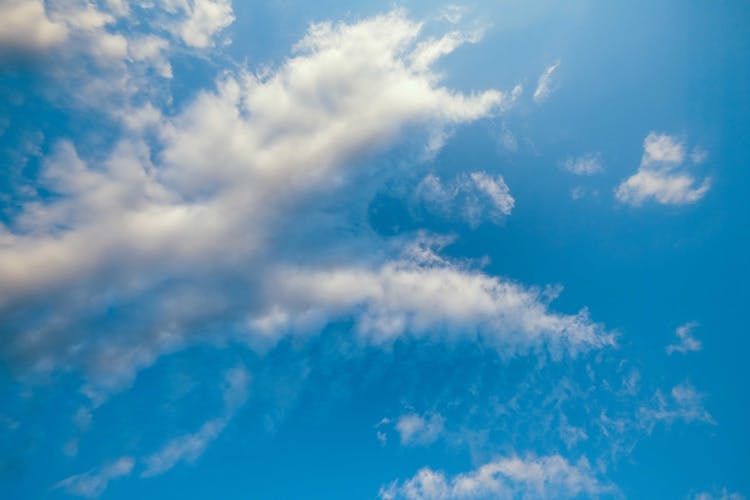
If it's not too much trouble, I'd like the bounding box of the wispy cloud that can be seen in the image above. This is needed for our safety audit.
[533,61,560,103]
[55,456,134,498]
[666,321,702,355]
[141,366,250,477]
[415,171,515,226]
[639,382,715,432]
[692,487,746,500]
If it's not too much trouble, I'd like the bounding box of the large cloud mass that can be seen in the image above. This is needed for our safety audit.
[0,8,612,403]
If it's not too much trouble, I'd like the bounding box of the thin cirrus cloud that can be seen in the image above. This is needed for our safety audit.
[533,61,560,103]
[0,8,614,405]
[57,366,249,497]
[638,382,715,433]
[55,457,135,499]
[615,132,711,206]
[666,321,702,355]
[379,454,615,499]
[141,366,249,478]
[414,171,515,226]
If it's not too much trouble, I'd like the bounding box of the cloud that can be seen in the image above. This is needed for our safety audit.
[160,0,235,48]
[666,321,702,355]
[0,0,68,54]
[141,365,249,477]
[55,456,134,498]
[379,454,615,499]
[0,8,612,406]
[562,153,603,175]
[692,488,746,500]
[415,172,515,226]
[639,382,715,432]
[615,132,711,206]
[396,413,445,446]
[533,61,560,103]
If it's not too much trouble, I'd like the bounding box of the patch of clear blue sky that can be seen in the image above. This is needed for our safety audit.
[1,1,748,498]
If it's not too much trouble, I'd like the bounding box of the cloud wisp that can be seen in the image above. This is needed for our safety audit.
[666,322,702,355]
[533,61,560,103]
[415,171,515,226]
[55,457,135,499]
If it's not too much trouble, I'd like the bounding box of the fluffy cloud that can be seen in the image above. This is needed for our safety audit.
[0,0,68,54]
[415,172,515,226]
[156,0,235,48]
[615,132,711,205]
[666,321,702,355]
[380,454,614,499]
[0,9,611,406]
[55,456,134,498]
[533,61,560,103]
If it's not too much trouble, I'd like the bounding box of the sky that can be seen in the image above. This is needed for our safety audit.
[0,1,748,499]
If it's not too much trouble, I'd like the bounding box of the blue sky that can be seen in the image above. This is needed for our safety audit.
[0,1,748,499]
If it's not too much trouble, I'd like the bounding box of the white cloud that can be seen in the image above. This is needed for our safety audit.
[666,321,702,355]
[396,413,445,446]
[141,365,249,477]
[639,382,715,432]
[533,61,560,103]
[0,0,68,53]
[415,172,514,226]
[562,153,603,175]
[0,9,612,403]
[162,0,235,48]
[615,132,711,206]
[380,454,614,499]
[55,456,134,498]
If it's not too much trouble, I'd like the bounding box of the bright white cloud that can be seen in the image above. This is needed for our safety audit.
[396,413,445,446]
[615,132,711,206]
[562,153,603,175]
[666,321,702,355]
[55,456,134,498]
[0,9,611,404]
[380,454,614,499]
[415,172,514,226]
[533,61,560,103]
